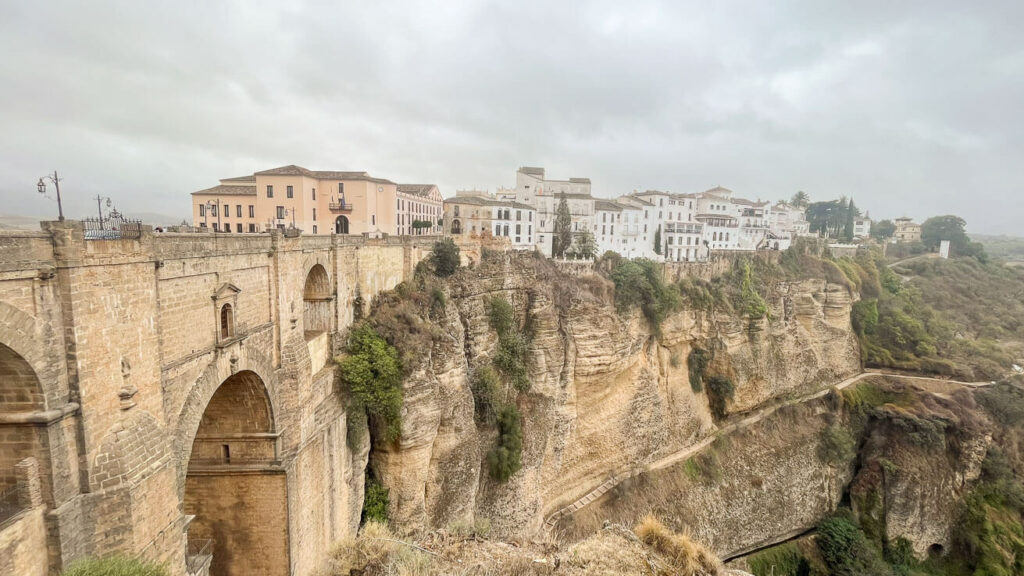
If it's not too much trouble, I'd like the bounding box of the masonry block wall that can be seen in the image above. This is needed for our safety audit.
[0,224,435,576]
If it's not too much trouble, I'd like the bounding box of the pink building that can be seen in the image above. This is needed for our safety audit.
[191,165,443,236]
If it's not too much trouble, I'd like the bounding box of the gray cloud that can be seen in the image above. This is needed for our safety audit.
[1,0,1021,233]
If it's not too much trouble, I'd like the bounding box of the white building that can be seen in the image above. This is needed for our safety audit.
[854,217,872,239]
[694,187,741,251]
[509,167,595,257]
[443,190,536,250]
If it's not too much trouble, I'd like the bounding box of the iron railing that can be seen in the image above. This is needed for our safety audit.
[328,200,354,211]
[0,483,25,526]
[185,538,213,575]
[83,217,143,240]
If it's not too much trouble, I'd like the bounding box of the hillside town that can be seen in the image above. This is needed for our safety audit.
[190,164,919,260]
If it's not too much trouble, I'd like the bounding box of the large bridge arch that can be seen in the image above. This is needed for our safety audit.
[0,301,64,410]
[181,358,290,576]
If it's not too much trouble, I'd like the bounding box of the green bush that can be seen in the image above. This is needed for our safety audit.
[740,262,769,319]
[816,510,893,576]
[851,299,878,336]
[487,296,531,392]
[487,405,523,482]
[430,238,460,276]
[609,258,681,335]
[487,297,515,335]
[688,348,710,393]
[470,365,501,424]
[339,324,404,443]
[362,473,390,525]
[706,376,735,419]
[819,424,857,466]
[61,556,168,576]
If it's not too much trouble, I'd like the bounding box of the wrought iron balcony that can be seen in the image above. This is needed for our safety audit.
[329,200,354,212]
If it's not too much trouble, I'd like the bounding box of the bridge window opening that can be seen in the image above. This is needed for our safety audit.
[186,370,287,576]
[303,264,331,337]
[220,304,234,340]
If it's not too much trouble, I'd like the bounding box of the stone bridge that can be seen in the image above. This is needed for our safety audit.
[0,222,436,576]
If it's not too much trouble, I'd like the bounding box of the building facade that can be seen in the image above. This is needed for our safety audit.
[191,165,442,237]
[893,217,922,243]
[443,191,537,250]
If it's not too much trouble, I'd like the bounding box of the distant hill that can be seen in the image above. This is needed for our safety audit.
[0,214,43,230]
[972,233,1024,263]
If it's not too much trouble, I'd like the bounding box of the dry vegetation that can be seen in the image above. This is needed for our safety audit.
[315,518,732,576]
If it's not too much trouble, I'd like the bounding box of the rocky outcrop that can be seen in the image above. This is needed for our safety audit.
[372,253,861,537]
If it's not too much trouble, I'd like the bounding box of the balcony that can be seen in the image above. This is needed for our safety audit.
[329,200,354,213]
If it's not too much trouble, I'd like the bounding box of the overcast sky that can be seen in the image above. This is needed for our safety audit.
[1,1,1021,233]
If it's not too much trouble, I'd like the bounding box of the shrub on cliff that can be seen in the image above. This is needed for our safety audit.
[339,324,404,443]
[706,376,734,420]
[61,556,168,576]
[430,237,460,276]
[470,365,501,424]
[487,296,531,392]
[815,510,893,576]
[819,424,857,466]
[362,473,390,525]
[610,258,681,335]
[486,404,523,482]
[687,348,710,393]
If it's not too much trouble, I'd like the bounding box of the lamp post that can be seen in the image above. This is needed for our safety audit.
[204,200,221,232]
[94,195,113,228]
[36,171,65,221]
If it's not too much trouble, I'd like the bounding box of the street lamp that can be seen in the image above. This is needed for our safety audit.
[36,171,65,221]
[204,200,221,232]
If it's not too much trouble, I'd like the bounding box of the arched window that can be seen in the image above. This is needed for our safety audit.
[451,219,462,234]
[334,215,349,234]
[303,265,331,334]
[220,304,234,339]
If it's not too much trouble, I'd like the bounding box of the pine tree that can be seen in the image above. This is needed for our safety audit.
[843,199,856,242]
[552,194,572,259]
[654,226,662,256]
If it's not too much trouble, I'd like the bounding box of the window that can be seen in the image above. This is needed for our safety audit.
[312,208,317,221]
[529,212,533,221]
[313,225,318,234]
[249,224,257,233]
[515,224,521,235]
[312,188,316,201]
[287,185,293,198]
[602,225,606,235]
[213,223,219,232]
[277,206,285,219]
[267,185,273,198]
[220,304,234,339]
[454,205,460,217]
[338,183,344,195]
[200,222,207,228]
[199,204,205,217]
[249,205,254,217]
[516,210,521,221]
[371,215,376,225]
[236,205,242,218]
[225,204,231,218]
[211,204,218,217]
[503,225,509,236]
[236,223,242,233]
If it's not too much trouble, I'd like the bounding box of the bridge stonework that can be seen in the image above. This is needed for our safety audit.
[0,222,436,576]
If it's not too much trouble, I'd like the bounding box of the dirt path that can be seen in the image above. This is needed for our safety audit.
[540,370,991,534]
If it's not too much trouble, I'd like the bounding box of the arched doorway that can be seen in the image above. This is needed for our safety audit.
[184,370,287,576]
[451,219,462,234]
[334,215,349,234]
[303,265,331,335]
[0,342,47,512]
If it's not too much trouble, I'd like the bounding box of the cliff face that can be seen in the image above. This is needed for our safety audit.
[370,253,862,537]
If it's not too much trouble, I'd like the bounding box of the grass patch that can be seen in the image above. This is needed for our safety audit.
[61,556,168,576]
[634,515,723,575]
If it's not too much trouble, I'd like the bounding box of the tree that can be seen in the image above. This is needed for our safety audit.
[575,230,597,260]
[552,193,572,259]
[654,225,662,255]
[921,215,968,251]
[806,201,841,237]
[487,404,523,481]
[870,220,896,240]
[791,191,811,208]
[843,199,857,242]
[430,238,460,276]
